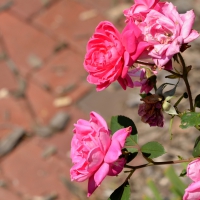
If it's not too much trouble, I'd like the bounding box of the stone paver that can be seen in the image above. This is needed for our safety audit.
[0,12,56,76]
[32,49,87,95]
[10,0,49,19]
[37,105,89,160]
[0,96,32,130]
[0,188,20,200]
[33,0,105,52]
[26,81,57,125]
[1,138,76,200]
[0,61,18,91]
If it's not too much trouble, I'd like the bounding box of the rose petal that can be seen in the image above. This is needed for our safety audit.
[104,127,131,163]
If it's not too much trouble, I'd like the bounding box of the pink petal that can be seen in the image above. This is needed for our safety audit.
[117,75,134,90]
[108,158,126,176]
[131,41,150,62]
[90,111,108,130]
[181,10,195,39]
[183,182,200,200]
[87,162,110,197]
[122,29,137,53]
[187,159,200,182]
[104,127,131,163]
[184,30,200,44]
[87,147,104,172]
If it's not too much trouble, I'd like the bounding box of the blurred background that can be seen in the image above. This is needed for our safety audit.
[0,0,200,199]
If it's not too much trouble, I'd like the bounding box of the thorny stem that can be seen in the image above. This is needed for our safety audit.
[124,157,197,171]
[177,53,194,111]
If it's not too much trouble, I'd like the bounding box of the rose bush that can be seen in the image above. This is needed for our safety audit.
[70,111,131,196]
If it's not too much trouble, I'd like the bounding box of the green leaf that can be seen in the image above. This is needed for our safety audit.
[192,135,200,157]
[179,169,187,177]
[180,112,200,129]
[195,94,200,108]
[110,115,138,145]
[108,181,130,200]
[126,148,138,154]
[126,135,138,146]
[147,179,162,200]
[141,142,165,159]
[110,116,124,134]
[165,166,186,197]
[126,148,138,163]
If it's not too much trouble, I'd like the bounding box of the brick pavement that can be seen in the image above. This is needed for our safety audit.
[0,0,119,199]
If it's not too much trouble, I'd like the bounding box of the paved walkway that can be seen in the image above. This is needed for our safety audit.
[0,0,126,199]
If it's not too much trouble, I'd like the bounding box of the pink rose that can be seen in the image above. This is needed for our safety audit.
[84,21,133,91]
[124,0,161,23]
[139,2,199,68]
[138,94,164,127]
[183,182,200,200]
[70,111,131,197]
[84,21,149,91]
[118,21,150,88]
[187,159,200,182]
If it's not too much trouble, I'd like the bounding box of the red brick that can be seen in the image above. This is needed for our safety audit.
[0,96,32,130]
[26,81,57,125]
[69,81,92,103]
[32,49,87,95]
[0,61,18,91]
[0,12,56,76]
[33,0,105,52]
[10,0,44,19]
[1,139,79,200]
[0,188,20,200]
[0,0,11,8]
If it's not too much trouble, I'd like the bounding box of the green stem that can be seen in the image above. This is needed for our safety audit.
[124,157,196,170]
[177,53,194,111]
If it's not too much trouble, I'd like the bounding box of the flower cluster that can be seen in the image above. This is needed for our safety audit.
[84,0,199,92]
[83,0,199,127]
[184,159,200,200]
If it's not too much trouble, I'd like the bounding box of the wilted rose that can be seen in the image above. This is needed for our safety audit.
[138,94,164,127]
